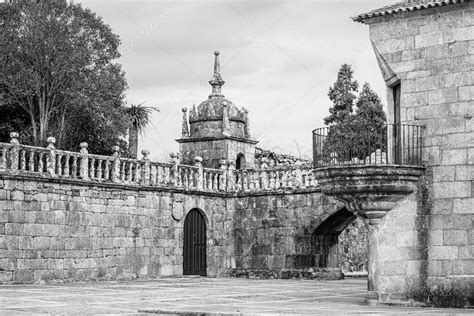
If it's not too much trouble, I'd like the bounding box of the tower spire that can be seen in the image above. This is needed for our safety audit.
[209,51,225,97]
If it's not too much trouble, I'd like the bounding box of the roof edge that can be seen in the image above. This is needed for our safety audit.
[352,0,469,24]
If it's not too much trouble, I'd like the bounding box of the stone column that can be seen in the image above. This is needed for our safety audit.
[79,142,89,180]
[46,137,56,177]
[9,132,20,172]
[141,149,150,186]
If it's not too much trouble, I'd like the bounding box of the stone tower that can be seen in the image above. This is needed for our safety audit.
[177,51,257,169]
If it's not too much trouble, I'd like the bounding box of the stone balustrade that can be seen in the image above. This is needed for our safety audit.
[234,165,318,192]
[0,132,318,193]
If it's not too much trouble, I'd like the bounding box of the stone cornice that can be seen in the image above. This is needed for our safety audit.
[176,136,258,145]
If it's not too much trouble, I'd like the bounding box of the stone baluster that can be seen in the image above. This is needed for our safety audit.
[260,159,268,189]
[194,157,204,190]
[141,150,150,185]
[9,132,20,172]
[90,157,96,179]
[243,170,248,191]
[219,159,227,191]
[227,160,236,191]
[71,156,78,178]
[46,137,56,177]
[64,155,70,177]
[104,158,110,180]
[127,161,133,182]
[294,166,303,188]
[0,145,7,171]
[20,150,26,171]
[38,152,45,172]
[111,145,121,183]
[79,142,89,180]
[96,159,103,180]
[170,153,180,186]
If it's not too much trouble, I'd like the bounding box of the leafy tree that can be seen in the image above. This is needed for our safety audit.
[124,103,159,158]
[0,1,128,154]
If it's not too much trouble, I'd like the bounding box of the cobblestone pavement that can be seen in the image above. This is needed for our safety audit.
[0,277,472,315]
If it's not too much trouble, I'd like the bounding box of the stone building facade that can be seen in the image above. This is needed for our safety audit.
[353,0,473,304]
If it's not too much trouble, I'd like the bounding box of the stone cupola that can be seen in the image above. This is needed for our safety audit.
[186,51,251,139]
[177,51,257,169]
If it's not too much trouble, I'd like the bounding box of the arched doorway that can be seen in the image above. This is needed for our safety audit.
[236,153,245,170]
[183,209,207,276]
[311,208,356,268]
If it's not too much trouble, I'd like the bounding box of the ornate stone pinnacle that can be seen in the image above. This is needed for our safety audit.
[209,51,225,97]
[181,107,190,138]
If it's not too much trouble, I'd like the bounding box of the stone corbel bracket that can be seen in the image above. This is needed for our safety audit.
[314,165,425,225]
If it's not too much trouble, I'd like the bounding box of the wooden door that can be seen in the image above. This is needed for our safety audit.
[183,209,207,276]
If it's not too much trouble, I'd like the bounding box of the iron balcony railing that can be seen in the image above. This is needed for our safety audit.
[312,123,425,168]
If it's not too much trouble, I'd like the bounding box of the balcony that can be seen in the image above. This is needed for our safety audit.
[312,123,425,226]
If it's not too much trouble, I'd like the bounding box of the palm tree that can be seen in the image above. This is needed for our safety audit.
[125,103,159,158]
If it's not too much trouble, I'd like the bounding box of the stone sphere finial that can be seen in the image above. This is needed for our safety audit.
[112,145,119,152]
[46,137,56,150]
[214,51,220,56]
[9,132,19,145]
[141,149,150,160]
[182,107,187,113]
[194,156,203,163]
[80,142,88,149]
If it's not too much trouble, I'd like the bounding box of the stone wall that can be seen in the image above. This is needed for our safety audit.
[366,2,473,303]
[0,173,336,283]
[228,192,344,279]
[0,175,229,283]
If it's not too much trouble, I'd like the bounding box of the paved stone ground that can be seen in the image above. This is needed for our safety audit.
[0,277,472,315]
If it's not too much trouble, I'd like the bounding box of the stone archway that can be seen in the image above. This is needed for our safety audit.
[311,208,356,268]
[236,153,245,170]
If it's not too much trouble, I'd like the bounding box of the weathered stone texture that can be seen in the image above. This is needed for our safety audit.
[368,1,473,301]
[0,175,337,284]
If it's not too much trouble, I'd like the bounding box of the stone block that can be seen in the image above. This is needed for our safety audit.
[458,245,474,259]
[469,40,474,54]
[442,149,468,165]
[429,246,458,260]
[433,166,456,182]
[428,88,459,105]
[414,104,448,119]
[429,230,444,245]
[453,198,474,214]
[469,147,474,164]
[422,146,441,165]
[432,199,453,214]
[415,76,440,91]
[13,270,34,283]
[443,26,474,43]
[433,181,471,199]
[440,72,473,88]
[459,85,474,101]
[444,230,468,245]
[415,31,443,48]
[455,165,474,181]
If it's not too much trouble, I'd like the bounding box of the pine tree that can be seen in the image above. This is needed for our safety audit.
[324,64,359,125]
[352,83,387,158]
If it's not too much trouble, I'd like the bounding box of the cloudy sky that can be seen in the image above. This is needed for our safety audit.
[79,0,394,161]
